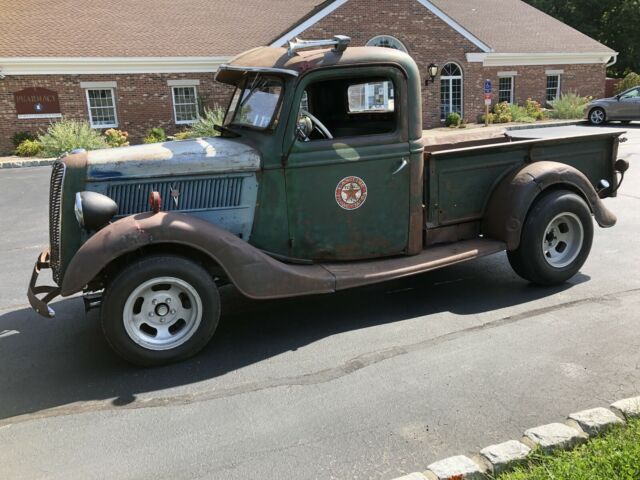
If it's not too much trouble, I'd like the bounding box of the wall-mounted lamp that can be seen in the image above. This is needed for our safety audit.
[425,63,438,85]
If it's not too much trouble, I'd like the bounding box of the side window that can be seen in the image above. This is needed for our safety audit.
[347,81,395,113]
[621,88,640,99]
[296,76,398,142]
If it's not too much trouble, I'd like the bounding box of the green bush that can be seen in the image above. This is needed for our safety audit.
[614,72,640,95]
[509,104,536,123]
[173,130,192,141]
[549,92,592,119]
[38,120,107,157]
[525,98,547,121]
[11,131,37,148]
[103,128,130,148]
[15,139,43,157]
[480,112,497,124]
[185,106,225,138]
[493,102,513,123]
[445,112,462,127]
[143,127,167,144]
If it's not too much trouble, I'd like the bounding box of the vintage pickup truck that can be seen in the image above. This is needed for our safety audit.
[28,36,629,366]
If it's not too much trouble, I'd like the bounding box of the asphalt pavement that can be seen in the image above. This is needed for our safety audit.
[1,125,639,480]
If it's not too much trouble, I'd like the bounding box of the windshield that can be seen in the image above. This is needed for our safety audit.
[224,74,283,130]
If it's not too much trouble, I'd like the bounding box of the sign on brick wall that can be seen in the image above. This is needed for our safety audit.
[14,87,62,119]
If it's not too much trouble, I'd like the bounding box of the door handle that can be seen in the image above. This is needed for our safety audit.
[392,158,409,176]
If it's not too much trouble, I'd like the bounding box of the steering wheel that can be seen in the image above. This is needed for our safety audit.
[300,109,333,139]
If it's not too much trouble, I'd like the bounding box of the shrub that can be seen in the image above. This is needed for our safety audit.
[493,102,513,123]
[186,106,225,138]
[143,127,167,144]
[445,112,462,128]
[15,139,43,157]
[173,130,192,141]
[38,120,107,157]
[480,112,497,124]
[11,131,37,148]
[549,92,592,119]
[524,98,547,121]
[614,72,640,95]
[103,128,129,148]
[509,104,536,123]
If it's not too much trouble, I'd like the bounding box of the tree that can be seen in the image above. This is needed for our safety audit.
[524,0,640,76]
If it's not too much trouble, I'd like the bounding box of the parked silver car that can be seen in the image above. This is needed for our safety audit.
[587,86,640,125]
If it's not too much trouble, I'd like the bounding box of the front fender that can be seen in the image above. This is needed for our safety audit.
[483,161,617,250]
[61,212,335,299]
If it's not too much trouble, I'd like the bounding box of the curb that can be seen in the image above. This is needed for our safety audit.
[391,395,640,480]
[0,158,56,169]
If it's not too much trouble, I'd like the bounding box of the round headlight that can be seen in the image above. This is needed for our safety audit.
[74,191,118,231]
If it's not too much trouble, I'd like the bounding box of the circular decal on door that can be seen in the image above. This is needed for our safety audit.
[335,176,368,210]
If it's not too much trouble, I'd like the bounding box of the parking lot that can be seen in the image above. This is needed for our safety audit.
[0,124,639,480]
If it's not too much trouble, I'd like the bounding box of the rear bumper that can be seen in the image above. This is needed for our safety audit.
[27,248,61,319]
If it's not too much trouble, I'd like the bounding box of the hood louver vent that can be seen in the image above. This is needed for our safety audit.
[107,176,245,216]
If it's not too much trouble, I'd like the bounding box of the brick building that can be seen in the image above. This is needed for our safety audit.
[0,0,616,153]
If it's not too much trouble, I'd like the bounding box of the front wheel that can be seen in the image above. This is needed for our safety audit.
[507,190,594,285]
[101,254,220,366]
[588,107,606,125]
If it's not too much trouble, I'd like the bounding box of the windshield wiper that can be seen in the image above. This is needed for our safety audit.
[239,74,266,108]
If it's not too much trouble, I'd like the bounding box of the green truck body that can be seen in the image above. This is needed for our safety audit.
[27,37,628,365]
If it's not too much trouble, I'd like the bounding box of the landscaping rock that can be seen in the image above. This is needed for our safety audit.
[425,455,486,480]
[522,423,587,452]
[479,440,531,474]
[611,396,640,419]
[567,407,624,436]
[391,473,430,480]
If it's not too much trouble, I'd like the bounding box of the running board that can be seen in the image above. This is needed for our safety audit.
[321,239,506,290]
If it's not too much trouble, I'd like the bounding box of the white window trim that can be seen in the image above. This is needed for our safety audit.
[546,74,561,102]
[85,87,118,128]
[498,71,517,77]
[80,81,117,89]
[545,69,565,75]
[440,62,464,121]
[498,76,515,104]
[171,85,200,125]
[167,79,200,87]
[366,35,409,54]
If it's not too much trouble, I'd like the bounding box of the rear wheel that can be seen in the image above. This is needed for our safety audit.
[507,190,593,285]
[101,255,220,366]
[588,107,606,125]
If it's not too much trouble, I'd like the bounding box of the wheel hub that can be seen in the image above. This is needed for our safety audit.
[122,277,203,351]
[541,213,584,268]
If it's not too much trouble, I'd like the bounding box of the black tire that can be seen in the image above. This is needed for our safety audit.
[101,254,220,366]
[507,190,593,285]
[588,107,607,125]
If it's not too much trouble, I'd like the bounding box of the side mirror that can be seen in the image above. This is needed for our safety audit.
[615,159,629,173]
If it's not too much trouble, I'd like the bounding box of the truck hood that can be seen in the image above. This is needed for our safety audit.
[85,137,261,181]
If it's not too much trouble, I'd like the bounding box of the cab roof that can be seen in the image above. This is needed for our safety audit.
[215,45,419,85]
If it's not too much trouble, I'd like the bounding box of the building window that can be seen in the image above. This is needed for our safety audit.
[172,86,199,124]
[85,89,117,128]
[366,35,408,53]
[546,75,561,102]
[440,63,463,120]
[499,77,514,103]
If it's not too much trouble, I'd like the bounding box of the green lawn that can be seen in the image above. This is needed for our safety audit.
[497,417,640,480]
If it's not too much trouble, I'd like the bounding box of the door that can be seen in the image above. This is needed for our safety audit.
[284,68,411,261]
[615,87,640,119]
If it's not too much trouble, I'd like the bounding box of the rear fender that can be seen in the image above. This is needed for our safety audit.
[61,212,335,299]
[483,161,616,250]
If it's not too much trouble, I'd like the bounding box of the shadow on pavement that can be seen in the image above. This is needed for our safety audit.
[0,253,588,421]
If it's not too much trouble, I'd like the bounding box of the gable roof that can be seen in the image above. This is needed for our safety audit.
[0,0,322,58]
[0,0,614,64]
[426,0,614,54]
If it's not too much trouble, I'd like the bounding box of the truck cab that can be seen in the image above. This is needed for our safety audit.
[28,36,629,366]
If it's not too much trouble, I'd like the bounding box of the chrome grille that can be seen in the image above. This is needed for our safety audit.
[107,176,245,217]
[49,161,66,284]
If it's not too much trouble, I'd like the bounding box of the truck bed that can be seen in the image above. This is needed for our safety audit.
[423,126,625,234]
